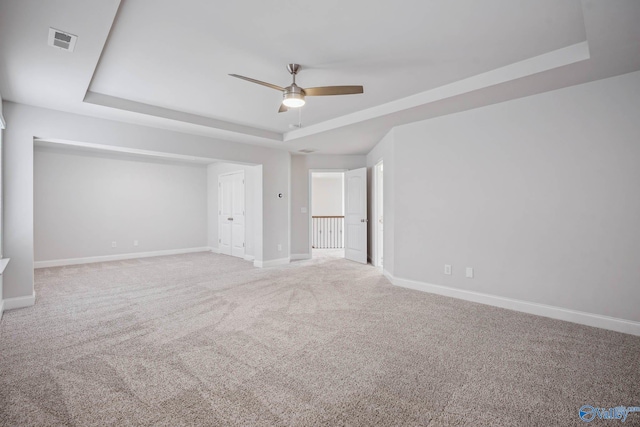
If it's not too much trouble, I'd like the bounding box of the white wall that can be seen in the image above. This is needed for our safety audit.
[207,162,261,260]
[2,102,290,301]
[311,174,343,216]
[34,147,207,262]
[390,70,640,323]
[290,154,366,257]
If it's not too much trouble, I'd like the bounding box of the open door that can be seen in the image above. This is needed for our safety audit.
[344,167,367,264]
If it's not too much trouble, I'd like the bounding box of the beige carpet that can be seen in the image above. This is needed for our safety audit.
[1,252,638,426]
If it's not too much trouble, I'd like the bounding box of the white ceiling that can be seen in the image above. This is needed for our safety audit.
[1,0,639,154]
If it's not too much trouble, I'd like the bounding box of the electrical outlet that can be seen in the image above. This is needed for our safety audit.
[466,267,474,278]
[301,207,307,214]
[277,244,282,251]
[134,240,139,247]
[112,241,117,248]
[444,264,452,275]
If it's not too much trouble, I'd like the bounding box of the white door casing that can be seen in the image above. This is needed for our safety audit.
[218,171,245,258]
[344,167,367,264]
[231,172,245,258]
[376,161,384,267]
[219,174,233,255]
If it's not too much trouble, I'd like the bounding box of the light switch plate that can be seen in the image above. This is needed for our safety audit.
[444,264,452,275]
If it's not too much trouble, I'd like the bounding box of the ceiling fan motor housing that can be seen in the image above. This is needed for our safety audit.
[283,83,306,107]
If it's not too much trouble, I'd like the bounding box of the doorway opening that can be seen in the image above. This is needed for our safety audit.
[211,161,262,264]
[310,171,345,260]
[374,161,384,268]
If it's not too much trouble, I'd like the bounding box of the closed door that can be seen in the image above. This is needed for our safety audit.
[344,167,367,264]
[219,171,245,258]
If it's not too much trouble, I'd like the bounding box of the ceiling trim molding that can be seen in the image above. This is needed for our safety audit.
[83,91,283,141]
[78,2,591,148]
[283,41,590,142]
[81,41,589,145]
[34,137,223,164]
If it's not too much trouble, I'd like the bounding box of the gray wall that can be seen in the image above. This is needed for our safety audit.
[291,154,366,256]
[207,162,262,259]
[390,70,640,322]
[34,147,207,262]
[2,102,290,300]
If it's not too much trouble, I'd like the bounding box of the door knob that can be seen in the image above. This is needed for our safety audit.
[228,217,234,221]
[361,219,368,223]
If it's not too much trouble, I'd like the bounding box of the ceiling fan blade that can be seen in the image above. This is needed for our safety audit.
[229,74,284,91]
[278,103,288,113]
[303,86,364,96]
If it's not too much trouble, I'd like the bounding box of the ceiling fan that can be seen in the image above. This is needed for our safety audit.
[229,64,364,113]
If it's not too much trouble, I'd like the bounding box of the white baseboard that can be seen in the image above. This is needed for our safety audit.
[244,255,255,261]
[210,247,221,254]
[0,299,4,320]
[290,253,311,260]
[4,291,36,311]
[254,257,290,268]
[34,247,212,268]
[383,272,640,337]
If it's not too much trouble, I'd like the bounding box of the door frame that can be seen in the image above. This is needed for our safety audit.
[373,160,383,268]
[218,170,245,258]
[343,167,368,264]
[308,169,347,258]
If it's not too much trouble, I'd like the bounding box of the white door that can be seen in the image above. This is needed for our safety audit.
[218,171,245,258]
[344,167,367,264]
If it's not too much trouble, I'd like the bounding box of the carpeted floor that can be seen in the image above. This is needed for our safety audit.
[1,252,639,426]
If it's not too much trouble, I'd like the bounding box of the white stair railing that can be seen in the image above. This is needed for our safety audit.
[312,216,344,249]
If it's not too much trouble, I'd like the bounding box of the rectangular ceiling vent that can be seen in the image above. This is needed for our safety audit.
[298,149,316,154]
[48,28,77,52]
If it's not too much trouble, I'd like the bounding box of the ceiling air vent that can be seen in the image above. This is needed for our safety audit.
[298,149,316,154]
[48,28,77,52]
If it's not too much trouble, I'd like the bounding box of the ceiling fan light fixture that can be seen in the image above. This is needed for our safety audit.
[283,92,305,108]
[229,64,363,114]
